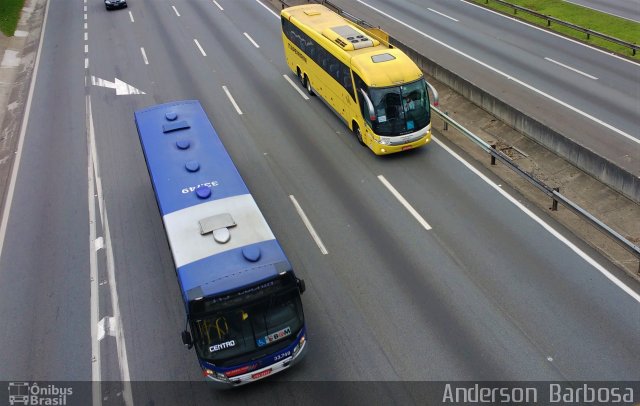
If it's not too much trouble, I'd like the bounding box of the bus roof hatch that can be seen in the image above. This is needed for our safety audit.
[322,25,379,51]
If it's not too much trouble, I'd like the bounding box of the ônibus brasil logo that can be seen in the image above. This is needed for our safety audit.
[8,382,73,406]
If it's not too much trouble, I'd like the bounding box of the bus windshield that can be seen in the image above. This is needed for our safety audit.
[190,286,304,367]
[368,78,430,137]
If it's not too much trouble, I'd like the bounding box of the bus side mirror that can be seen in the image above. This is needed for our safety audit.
[298,278,306,294]
[181,330,193,349]
[359,89,376,121]
[426,81,439,107]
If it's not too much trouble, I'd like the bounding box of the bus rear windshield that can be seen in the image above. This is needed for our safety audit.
[190,287,304,367]
[368,79,430,137]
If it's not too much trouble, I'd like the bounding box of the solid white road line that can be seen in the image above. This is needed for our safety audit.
[87,96,134,406]
[213,0,223,11]
[140,47,149,64]
[283,75,309,100]
[357,0,639,145]
[86,96,102,406]
[289,195,328,255]
[545,57,599,79]
[256,0,278,18]
[428,8,459,22]
[0,0,50,257]
[172,5,180,17]
[128,11,134,22]
[432,135,640,304]
[378,175,433,231]
[194,39,207,56]
[222,85,243,115]
[244,32,260,48]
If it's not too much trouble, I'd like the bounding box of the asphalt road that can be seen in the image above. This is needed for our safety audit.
[0,0,638,405]
[563,0,640,23]
[327,0,640,178]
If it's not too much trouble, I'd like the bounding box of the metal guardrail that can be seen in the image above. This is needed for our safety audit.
[433,106,640,271]
[277,0,640,271]
[476,0,639,56]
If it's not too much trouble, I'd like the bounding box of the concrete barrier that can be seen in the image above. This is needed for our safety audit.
[392,39,640,203]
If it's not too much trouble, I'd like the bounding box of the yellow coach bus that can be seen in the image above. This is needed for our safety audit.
[281,4,435,155]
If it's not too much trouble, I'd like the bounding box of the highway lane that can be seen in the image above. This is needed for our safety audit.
[90,0,639,386]
[327,0,640,177]
[1,0,639,404]
[563,0,640,23]
[0,0,91,380]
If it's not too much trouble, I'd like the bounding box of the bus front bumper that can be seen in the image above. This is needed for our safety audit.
[205,339,308,387]
[371,127,431,155]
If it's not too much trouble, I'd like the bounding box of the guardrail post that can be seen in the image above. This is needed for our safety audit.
[491,144,496,165]
[444,112,449,131]
[550,187,559,211]
[587,33,590,40]
[547,19,551,27]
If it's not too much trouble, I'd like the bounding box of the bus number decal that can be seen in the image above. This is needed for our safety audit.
[181,180,219,194]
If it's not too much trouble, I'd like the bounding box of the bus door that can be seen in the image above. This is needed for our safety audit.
[353,71,372,144]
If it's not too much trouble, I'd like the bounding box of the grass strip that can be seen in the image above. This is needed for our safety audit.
[467,0,640,60]
[0,0,26,37]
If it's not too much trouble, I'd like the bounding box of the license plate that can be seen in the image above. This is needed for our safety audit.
[252,369,272,380]
[402,145,413,151]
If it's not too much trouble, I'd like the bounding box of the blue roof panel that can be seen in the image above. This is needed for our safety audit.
[176,240,289,302]
[135,100,249,216]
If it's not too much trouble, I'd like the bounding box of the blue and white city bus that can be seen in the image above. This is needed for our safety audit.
[135,100,308,386]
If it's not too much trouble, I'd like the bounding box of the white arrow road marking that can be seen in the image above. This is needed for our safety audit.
[91,76,146,95]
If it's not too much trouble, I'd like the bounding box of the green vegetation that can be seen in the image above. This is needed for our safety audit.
[468,0,640,60]
[0,0,25,37]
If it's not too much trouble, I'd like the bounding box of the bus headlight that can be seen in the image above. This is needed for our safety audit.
[293,335,306,355]
[378,137,391,145]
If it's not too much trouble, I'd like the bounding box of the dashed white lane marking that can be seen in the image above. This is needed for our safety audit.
[378,175,432,231]
[290,195,328,255]
[129,11,134,22]
[428,8,459,22]
[140,47,149,64]
[222,85,243,114]
[244,32,260,48]
[545,57,599,80]
[283,74,309,100]
[172,5,180,16]
[213,0,223,10]
[194,38,207,56]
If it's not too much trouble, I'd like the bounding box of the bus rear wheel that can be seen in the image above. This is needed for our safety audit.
[304,74,314,96]
[353,123,365,146]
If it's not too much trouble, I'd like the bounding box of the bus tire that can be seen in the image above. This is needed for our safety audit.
[353,123,365,146]
[297,67,302,83]
[304,74,314,96]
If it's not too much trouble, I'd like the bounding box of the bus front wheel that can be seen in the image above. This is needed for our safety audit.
[353,123,365,146]
[304,74,314,96]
